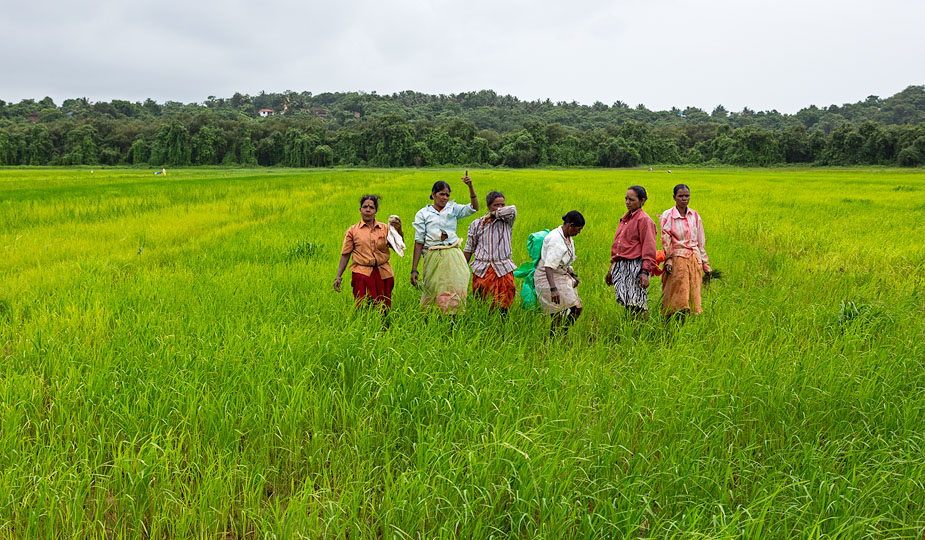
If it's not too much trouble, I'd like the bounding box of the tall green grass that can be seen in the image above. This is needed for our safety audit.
[1,167,924,538]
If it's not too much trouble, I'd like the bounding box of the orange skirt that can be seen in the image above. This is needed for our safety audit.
[661,255,702,314]
[472,266,516,309]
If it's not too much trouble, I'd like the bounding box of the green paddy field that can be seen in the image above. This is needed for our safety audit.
[1,167,924,538]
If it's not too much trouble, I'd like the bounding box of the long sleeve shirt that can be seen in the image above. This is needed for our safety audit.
[341,220,393,278]
[412,200,476,250]
[463,205,517,278]
[659,206,710,269]
[610,208,657,274]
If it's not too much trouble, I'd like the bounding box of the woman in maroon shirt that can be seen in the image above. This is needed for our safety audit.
[604,185,657,318]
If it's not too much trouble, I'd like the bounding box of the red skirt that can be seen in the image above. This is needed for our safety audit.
[472,266,515,309]
[351,268,394,309]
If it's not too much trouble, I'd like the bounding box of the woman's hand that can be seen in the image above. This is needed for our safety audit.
[410,270,419,287]
[388,215,403,237]
[550,289,561,304]
[462,171,472,188]
[604,266,614,286]
[638,273,650,289]
[333,276,342,292]
[664,258,673,275]
[702,263,712,273]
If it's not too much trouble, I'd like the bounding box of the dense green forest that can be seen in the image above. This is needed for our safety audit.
[1,86,923,167]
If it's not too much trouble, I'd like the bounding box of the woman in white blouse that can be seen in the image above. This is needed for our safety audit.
[410,173,479,313]
[534,211,585,333]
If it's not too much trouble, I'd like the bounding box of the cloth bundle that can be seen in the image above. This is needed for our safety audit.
[387,215,405,257]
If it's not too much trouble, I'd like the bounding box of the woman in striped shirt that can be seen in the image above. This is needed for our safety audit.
[464,191,517,313]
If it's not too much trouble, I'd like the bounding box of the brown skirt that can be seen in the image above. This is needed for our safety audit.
[661,255,702,314]
[472,266,516,309]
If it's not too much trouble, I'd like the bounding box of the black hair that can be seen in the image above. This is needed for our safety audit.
[628,185,648,201]
[430,181,451,200]
[562,210,585,227]
[485,190,505,207]
[359,194,380,210]
[673,184,690,196]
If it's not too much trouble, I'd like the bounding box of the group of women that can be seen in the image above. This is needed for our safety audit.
[334,173,711,330]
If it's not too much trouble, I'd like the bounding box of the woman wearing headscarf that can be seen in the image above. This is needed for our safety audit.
[410,172,479,314]
[534,210,585,333]
[464,190,517,313]
[605,186,657,317]
[334,194,396,310]
[660,184,711,316]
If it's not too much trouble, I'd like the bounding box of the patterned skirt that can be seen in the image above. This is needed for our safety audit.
[610,258,648,310]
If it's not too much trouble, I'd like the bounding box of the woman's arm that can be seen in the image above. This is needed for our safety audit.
[463,173,478,212]
[639,219,656,289]
[463,221,478,263]
[496,205,516,222]
[410,241,424,286]
[544,266,560,304]
[696,213,711,272]
[659,213,674,274]
[334,253,350,292]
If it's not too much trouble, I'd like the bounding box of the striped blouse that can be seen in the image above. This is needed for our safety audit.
[463,205,517,278]
[659,206,711,271]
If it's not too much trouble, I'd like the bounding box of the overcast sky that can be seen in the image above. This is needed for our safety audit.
[1,0,922,113]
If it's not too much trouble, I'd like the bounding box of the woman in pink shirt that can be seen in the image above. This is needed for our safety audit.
[660,184,711,316]
[605,186,657,318]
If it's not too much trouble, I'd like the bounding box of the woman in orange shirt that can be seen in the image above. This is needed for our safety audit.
[334,195,398,310]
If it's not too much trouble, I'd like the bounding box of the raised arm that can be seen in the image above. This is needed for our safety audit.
[462,172,478,212]
[496,205,516,223]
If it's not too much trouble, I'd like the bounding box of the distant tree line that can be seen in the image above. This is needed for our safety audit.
[1,86,923,167]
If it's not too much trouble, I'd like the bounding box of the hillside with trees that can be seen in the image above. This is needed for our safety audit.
[1,86,923,167]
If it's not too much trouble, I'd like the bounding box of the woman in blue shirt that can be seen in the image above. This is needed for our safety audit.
[410,173,479,313]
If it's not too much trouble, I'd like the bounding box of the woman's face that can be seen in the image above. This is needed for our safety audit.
[360,199,377,221]
[488,196,505,213]
[433,188,451,208]
[625,190,643,213]
[564,223,584,237]
[673,188,691,209]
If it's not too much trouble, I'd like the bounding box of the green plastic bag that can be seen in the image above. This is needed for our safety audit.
[512,229,550,310]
